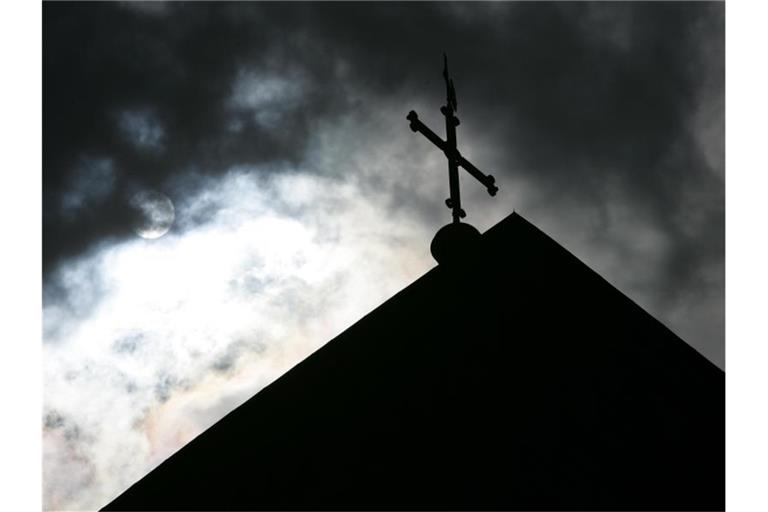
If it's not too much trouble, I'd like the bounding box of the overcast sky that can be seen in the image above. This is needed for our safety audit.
[43,2,723,510]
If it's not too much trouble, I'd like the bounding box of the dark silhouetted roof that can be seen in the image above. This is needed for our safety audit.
[104,212,724,511]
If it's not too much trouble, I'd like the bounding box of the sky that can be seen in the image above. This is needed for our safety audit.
[43,2,724,510]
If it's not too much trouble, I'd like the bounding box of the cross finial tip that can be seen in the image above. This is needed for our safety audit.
[443,53,451,79]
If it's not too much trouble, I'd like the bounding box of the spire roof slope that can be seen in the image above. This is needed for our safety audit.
[104,212,724,511]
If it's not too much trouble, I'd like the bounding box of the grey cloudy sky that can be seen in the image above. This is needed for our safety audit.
[43,2,723,510]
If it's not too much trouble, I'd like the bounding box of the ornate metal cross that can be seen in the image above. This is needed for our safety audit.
[407,54,498,224]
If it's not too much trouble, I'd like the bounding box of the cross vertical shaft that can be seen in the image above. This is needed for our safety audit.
[443,105,463,223]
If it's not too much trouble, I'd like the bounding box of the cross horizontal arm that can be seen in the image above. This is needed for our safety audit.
[407,110,446,152]
[407,110,498,197]
[456,154,498,196]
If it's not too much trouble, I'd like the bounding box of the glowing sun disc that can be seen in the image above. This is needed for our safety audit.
[130,190,175,239]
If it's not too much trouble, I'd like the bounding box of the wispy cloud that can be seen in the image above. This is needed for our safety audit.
[43,160,435,510]
[118,109,165,153]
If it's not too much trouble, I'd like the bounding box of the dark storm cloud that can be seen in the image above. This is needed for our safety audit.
[43,2,338,271]
[44,2,723,361]
[318,2,724,314]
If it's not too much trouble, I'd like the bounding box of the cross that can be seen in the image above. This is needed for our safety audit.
[407,54,498,224]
